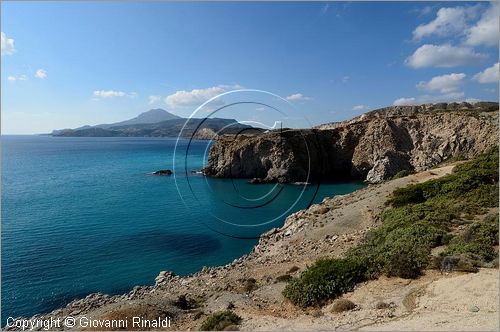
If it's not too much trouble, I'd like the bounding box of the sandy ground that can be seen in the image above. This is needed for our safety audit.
[240,269,499,331]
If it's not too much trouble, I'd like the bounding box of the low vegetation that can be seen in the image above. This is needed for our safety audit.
[173,294,199,310]
[275,274,292,283]
[199,310,241,331]
[283,148,499,307]
[331,299,356,313]
[282,257,366,307]
[391,169,414,179]
[242,278,257,293]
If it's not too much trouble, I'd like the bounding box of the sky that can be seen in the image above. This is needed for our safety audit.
[1,1,499,134]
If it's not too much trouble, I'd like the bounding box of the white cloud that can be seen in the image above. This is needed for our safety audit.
[412,4,498,46]
[416,6,434,16]
[164,85,241,109]
[218,84,243,90]
[1,32,15,56]
[393,97,417,106]
[416,73,466,93]
[7,73,32,81]
[473,62,499,84]
[35,69,47,79]
[148,95,161,105]
[405,44,487,68]
[342,76,350,83]
[413,6,478,40]
[393,91,465,106]
[465,3,499,47]
[285,93,311,101]
[93,90,136,99]
[352,105,370,111]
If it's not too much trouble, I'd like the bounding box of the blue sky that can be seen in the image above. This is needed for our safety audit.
[1,1,499,134]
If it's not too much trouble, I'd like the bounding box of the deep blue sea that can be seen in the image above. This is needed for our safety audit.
[1,135,365,323]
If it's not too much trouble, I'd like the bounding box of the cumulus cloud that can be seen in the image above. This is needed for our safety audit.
[35,69,47,79]
[465,3,499,47]
[1,32,15,56]
[417,73,466,93]
[285,93,311,101]
[148,95,161,105]
[164,85,241,109]
[393,97,417,106]
[93,90,136,99]
[416,6,434,16]
[8,74,28,81]
[405,44,487,68]
[393,91,465,106]
[165,87,224,109]
[473,62,499,83]
[412,4,498,46]
[413,6,479,40]
[352,105,370,111]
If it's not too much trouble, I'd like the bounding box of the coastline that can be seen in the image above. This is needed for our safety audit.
[8,162,498,331]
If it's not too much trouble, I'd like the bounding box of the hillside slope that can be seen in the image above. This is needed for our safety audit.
[204,103,499,183]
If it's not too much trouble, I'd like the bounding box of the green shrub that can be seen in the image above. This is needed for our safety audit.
[275,274,292,283]
[438,254,479,273]
[443,214,499,262]
[331,299,356,313]
[199,311,242,331]
[282,258,367,307]
[391,169,413,179]
[390,186,425,206]
[283,149,499,308]
[173,294,198,310]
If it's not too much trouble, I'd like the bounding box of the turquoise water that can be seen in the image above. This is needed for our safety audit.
[1,136,365,322]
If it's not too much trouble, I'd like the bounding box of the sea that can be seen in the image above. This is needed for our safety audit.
[1,135,365,323]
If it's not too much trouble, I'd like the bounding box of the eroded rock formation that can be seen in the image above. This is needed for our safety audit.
[204,102,499,183]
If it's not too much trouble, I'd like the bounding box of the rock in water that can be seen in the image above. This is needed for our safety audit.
[153,169,173,176]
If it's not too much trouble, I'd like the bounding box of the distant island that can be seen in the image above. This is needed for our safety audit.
[50,109,256,139]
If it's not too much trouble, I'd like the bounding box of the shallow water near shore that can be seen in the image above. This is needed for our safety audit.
[1,136,365,322]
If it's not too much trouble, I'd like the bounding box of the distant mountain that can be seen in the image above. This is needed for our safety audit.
[51,109,258,139]
[95,108,181,129]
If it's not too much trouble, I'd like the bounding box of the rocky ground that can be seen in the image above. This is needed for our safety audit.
[10,162,498,331]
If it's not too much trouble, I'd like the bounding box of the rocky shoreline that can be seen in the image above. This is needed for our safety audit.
[204,102,499,184]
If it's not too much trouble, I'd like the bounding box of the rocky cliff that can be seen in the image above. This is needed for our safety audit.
[204,102,499,183]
